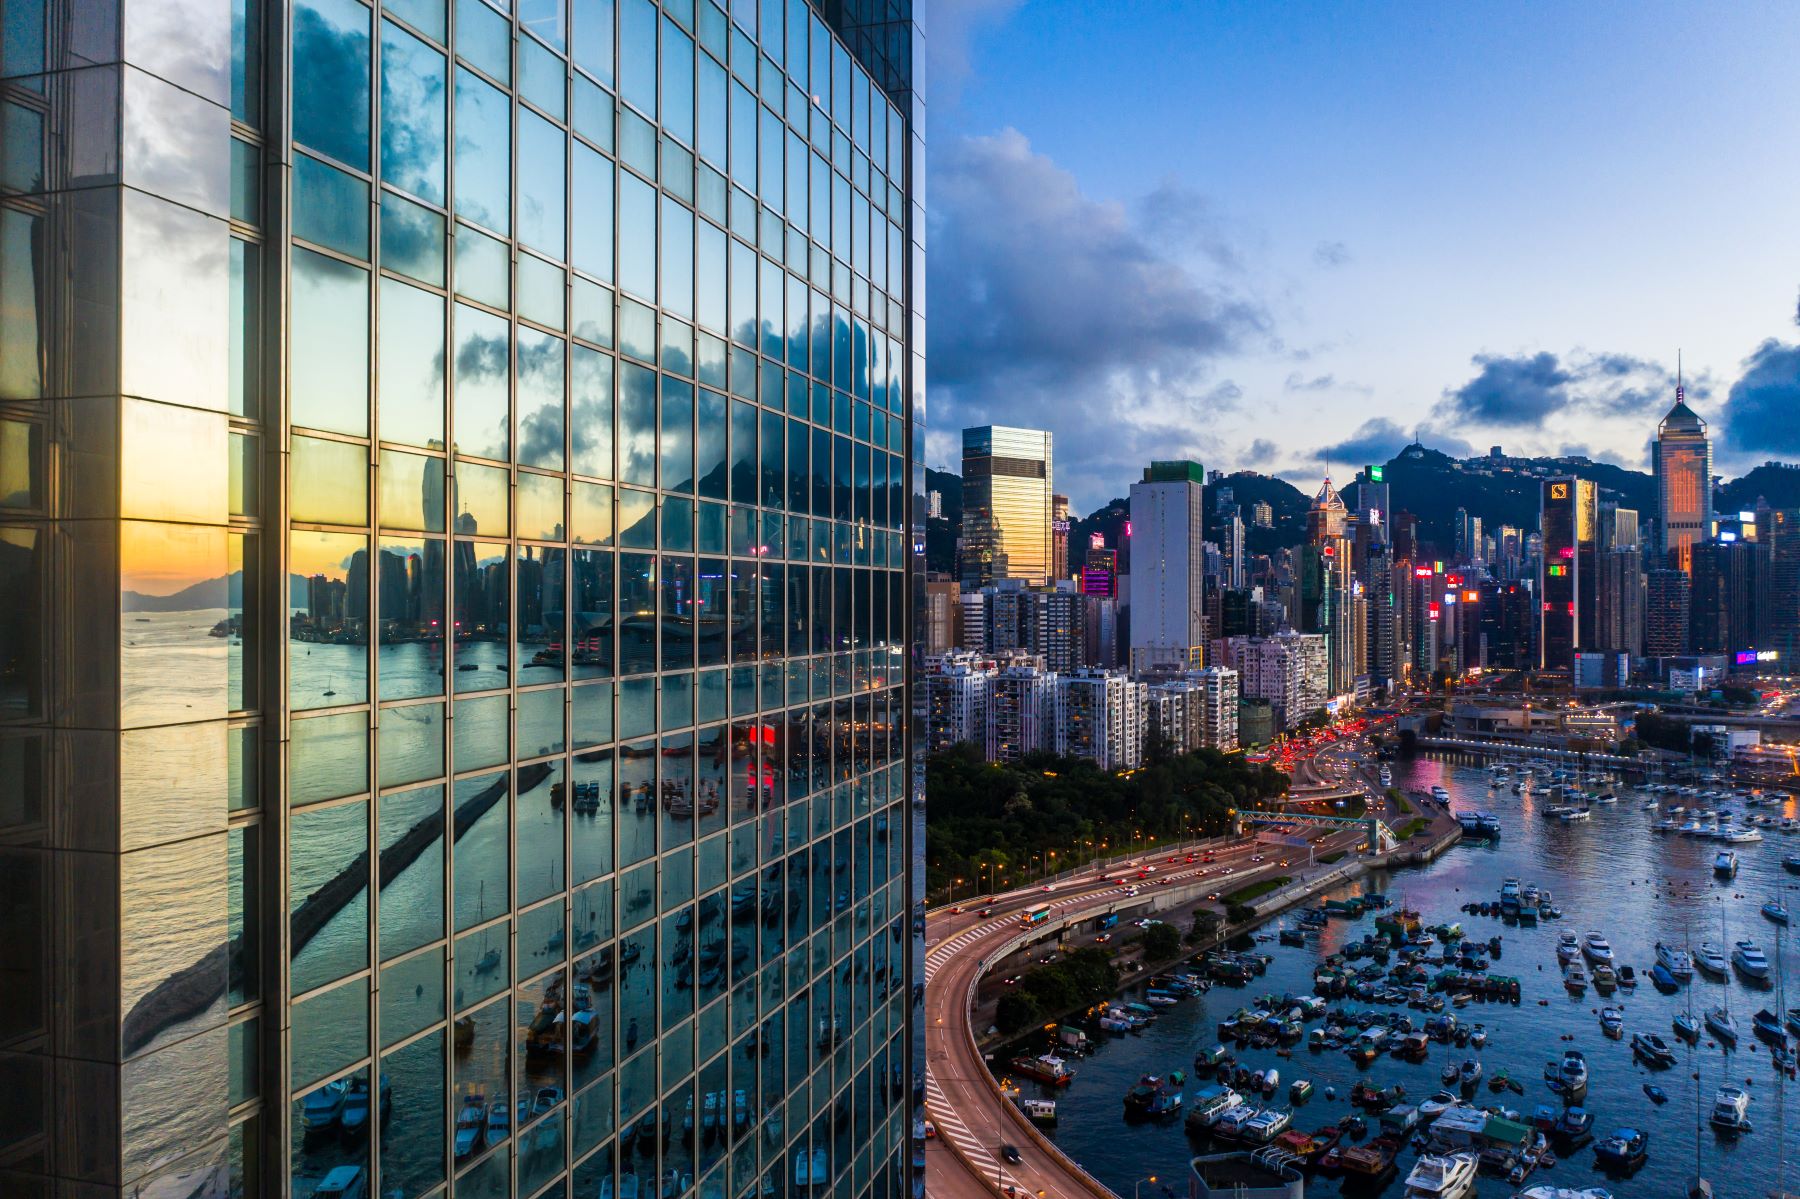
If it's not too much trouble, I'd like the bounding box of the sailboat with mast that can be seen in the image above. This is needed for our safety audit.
[1688,907,1710,1199]
[1705,899,1740,1046]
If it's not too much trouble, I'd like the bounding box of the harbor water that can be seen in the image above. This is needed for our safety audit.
[1003,754,1800,1198]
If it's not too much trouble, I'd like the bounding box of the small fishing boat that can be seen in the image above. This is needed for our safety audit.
[1581,933,1614,965]
[1753,1008,1786,1045]
[1784,854,1800,874]
[1673,1011,1701,1042]
[1651,962,1679,991]
[1599,1007,1624,1038]
[1764,898,1790,926]
[1715,850,1739,878]
[1557,1049,1587,1094]
[1459,1059,1482,1088]
[1592,1127,1648,1170]
[1643,1083,1668,1104]
[1563,965,1588,994]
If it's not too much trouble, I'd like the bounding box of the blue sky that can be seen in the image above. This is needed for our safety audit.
[923,1,1800,509]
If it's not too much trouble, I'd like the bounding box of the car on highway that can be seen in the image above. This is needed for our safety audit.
[977,908,993,917]
[1095,933,1113,943]
[1250,855,1265,863]
[1040,884,1056,892]
[947,906,962,914]
[1001,975,1022,986]
[1000,1146,1022,1165]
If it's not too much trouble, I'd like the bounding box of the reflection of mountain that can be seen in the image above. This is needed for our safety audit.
[120,571,327,611]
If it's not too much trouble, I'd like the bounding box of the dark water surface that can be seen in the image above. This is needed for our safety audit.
[1003,754,1800,1198]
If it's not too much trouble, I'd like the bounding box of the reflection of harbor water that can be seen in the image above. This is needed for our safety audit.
[1024,755,1800,1199]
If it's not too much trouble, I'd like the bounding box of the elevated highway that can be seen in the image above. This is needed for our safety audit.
[922,828,1362,1199]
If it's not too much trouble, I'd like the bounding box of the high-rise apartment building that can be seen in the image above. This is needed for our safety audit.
[924,654,992,754]
[1054,670,1144,770]
[923,576,962,656]
[1539,477,1598,670]
[960,425,1053,588]
[1251,501,1273,529]
[1595,549,1644,656]
[2,4,922,1198]
[1128,461,1208,672]
[1689,540,1758,655]
[986,663,1055,763]
[1653,390,1713,573]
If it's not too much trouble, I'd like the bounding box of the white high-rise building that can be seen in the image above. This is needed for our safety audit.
[1216,632,1327,730]
[1055,669,1145,769]
[1129,460,1208,672]
[986,662,1056,763]
[923,654,994,754]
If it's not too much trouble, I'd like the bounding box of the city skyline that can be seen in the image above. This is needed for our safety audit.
[926,0,1800,510]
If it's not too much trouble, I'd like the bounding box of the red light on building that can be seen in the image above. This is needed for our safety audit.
[1413,567,1434,578]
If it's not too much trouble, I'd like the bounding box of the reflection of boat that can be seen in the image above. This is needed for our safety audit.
[486,1099,513,1148]
[454,1092,487,1159]
[310,1166,368,1199]
[339,1074,391,1139]
[300,1079,349,1132]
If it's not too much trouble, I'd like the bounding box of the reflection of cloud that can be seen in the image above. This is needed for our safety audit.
[516,331,565,469]
[293,0,371,169]
[378,20,447,204]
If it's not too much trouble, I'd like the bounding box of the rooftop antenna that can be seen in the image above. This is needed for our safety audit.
[1677,349,1684,405]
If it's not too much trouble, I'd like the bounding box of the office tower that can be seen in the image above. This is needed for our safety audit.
[1598,503,1639,553]
[1476,581,1534,671]
[1128,461,1208,671]
[1251,501,1274,529]
[1080,545,1119,598]
[1595,549,1645,656]
[960,425,1053,587]
[923,576,962,656]
[1539,477,1598,670]
[926,490,942,520]
[1054,670,1144,769]
[1646,569,1692,656]
[1,4,923,1198]
[1050,493,1070,582]
[1757,508,1800,663]
[1453,508,1483,565]
[1224,510,1246,589]
[1303,479,1355,694]
[1083,595,1121,669]
[1653,387,1714,573]
[985,663,1055,763]
[1689,540,1758,655]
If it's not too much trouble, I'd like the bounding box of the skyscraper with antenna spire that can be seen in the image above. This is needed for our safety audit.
[1653,353,1714,574]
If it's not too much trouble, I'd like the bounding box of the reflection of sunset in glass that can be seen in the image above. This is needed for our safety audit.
[291,529,365,579]
[121,520,225,597]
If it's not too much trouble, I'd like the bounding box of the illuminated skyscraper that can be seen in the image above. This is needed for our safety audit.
[3,3,922,1197]
[1653,383,1713,573]
[1539,477,1599,669]
[959,425,1053,587]
[1050,492,1070,582]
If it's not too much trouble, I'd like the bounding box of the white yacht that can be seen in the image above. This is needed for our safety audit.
[1732,939,1771,981]
[1581,932,1614,965]
[1710,1084,1752,1132]
[1655,942,1694,979]
[1402,1150,1479,1199]
[1696,942,1729,976]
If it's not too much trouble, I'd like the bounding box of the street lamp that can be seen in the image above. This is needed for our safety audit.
[1134,1175,1159,1199]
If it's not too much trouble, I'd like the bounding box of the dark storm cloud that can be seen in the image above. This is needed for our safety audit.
[926,129,1272,505]
[1434,350,1681,428]
[1720,339,1800,458]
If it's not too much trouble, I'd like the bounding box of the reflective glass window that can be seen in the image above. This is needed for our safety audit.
[289,530,370,709]
[292,434,368,525]
[452,303,510,461]
[290,798,369,994]
[571,144,615,282]
[617,362,657,486]
[378,784,445,959]
[661,16,694,144]
[519,471,565,540]
[572,0,615,87]
[380,189,447,286]
[619,0,657,118]
[571,346,615,479]
[379,699,446,786]
[377,538,447,700]
[517,546,567,680]
[517,327,567,470]
[454,540,510,682]
[454,223,511,309]
[294,0,371,169]
[381,18,447,204]
[660,376,694,493]
[618,171,657,301]
[454,460,509,536]
[572,548,615,678]
[378,277,446,447]
[660,195,694,319]
[455,0,511,82]
[454,67,511,235]
[519,109,567,260]
[452,771,510,932]
[291,248,369,436]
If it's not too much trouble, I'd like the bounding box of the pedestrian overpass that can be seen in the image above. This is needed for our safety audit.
[1240,810,1399,854]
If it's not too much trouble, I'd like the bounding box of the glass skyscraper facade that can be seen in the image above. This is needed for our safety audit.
[958,425,1051,589]
[0,2,923,1198]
